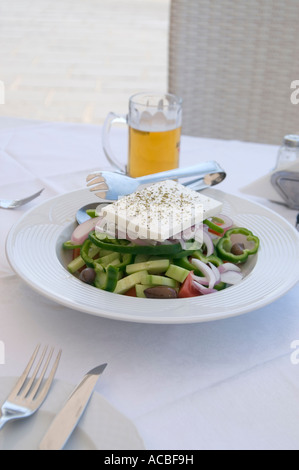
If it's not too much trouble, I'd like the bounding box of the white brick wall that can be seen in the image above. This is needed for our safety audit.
[0,0,170,124]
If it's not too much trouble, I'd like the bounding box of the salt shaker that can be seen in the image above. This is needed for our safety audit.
[271,134,299,210]
[275,134,299,169]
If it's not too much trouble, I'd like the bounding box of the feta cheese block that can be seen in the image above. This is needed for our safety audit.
[96,180,223,241]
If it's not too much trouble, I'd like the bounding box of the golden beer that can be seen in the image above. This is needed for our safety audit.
[102,92,182,175]
[128,126,181,178]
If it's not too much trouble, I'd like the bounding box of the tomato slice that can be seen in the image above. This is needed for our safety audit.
[208,228,223,237]
[208,224,230,237]
[73,247,81,259]
[124,287,137,297]
[178,272,203,298]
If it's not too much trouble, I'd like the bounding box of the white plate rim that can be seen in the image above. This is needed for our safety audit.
[5,188,299,324]
[0,376,145,450]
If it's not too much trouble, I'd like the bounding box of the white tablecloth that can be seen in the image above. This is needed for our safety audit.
[0,117,299,450]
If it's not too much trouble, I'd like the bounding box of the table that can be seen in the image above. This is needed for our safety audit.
[0,116,299,450]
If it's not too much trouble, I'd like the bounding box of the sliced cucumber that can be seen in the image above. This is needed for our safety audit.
[134,254,150,264]
[165,264,189,283]
[135,284,151,298]
[126,259,170,275]
[174,257,202,276]
[97,251,120,267]
[94,265,119,292]
[67,244,100,273]
[94,231,115,240]
[107,258,122,267]
[114,270,148,295]
[140,274,178,288]
[99,248,116,257]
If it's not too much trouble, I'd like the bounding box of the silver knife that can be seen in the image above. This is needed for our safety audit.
[39,363,107,450]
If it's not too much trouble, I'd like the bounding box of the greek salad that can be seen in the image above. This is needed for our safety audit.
[63,181,260,299]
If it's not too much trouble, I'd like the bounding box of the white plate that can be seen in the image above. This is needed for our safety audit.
[0,377,145,450]
[5,188,299,324]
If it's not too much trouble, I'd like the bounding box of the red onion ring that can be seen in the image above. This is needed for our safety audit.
[220,270,243,285]
[216,214,233,230]
[191,258,217,289]
[218,263,241,273]
[202,230,214,256]
[193,281,217,295]
[72,216,102,245]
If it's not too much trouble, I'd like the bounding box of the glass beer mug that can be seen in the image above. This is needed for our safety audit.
[102,92,182,177]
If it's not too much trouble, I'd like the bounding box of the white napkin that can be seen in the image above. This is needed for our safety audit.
[240,159,299,204]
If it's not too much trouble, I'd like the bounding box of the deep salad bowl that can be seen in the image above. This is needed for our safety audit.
[6,188,299,324]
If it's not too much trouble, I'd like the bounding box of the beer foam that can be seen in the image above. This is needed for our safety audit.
[129,110,179,132]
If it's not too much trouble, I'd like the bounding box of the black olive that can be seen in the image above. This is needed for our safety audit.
[231,243,245,256]
[79,268,96,284]
[144,286,178,299]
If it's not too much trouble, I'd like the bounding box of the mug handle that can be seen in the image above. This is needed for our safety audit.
[102,112,127,174]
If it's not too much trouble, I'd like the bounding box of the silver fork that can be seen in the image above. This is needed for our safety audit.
[0,188,44,209]
[0,345,62,430]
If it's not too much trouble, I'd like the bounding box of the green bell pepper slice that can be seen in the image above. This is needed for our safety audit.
[216,227,259,263]
[94,265,119,292]
[63,240,82,250]
[86,209,97,218]
[174,256,204,276]
[192,250,223,267]
[174,250,223,276]
[80,239,132,272]
[80,239,100,268]
[203,218,224,235]
[89,231,191,256]
[115,253,133,271]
